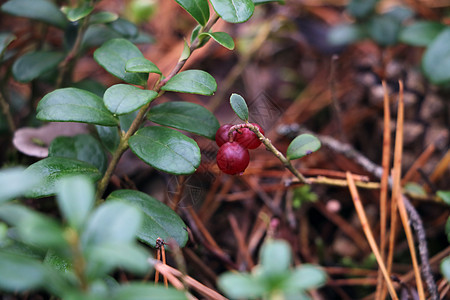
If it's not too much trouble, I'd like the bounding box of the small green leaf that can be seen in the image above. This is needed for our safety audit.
[49,134,108,174]
[149,101,220,140]
[180,40,191,61]
[218,272,266,299]
[1,0,68,29]
[129,126,201,175]
[112,283,188,300]
[63,2,94,22]
[174,0,209,26]
[347,0,379,19]
[286,134,321,160]
[161,70,217,95]
[0,251,47,292]
[260,239,292,277]
[404,182,427,197]
[107,190,188,248]
[200,32,235,50]
[96,125,120,153]
[209,0,254,23]
[56,176,95,231]
[104,84,158,115]
[81,201,142,247]
[437,190,450,205]
[0,167,41,203]
[423,28,450,85]
[125,57,161,74]
[82,24,122,49]
[94,38,148,86]
[24,157,102,198]
[37,88,118,126]
[89,11,119,24]
[0,33,15,57]
[328,24,366,46]
[368,14,401,47]
[190,24,202,44]
[441,256,450,281]
[284,265,327,291]
[12,51,64,83]
[399,21,445,47]
[230,93,249,121]
[108,18,139,38]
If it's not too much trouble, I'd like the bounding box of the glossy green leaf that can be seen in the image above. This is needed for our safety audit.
[96,125,120,153]
[260,239,292,277]
[161,70,217,95]
[174,0,209,26]
[12,51,64,83]
[49,134,108,174]
[399,21,445,47]
[368,14,400,47]
[94,38,148,86]
[90,11,119,24]
[441,256,450,281]
[1,0,68,29]
[286,134,321,160]
[199,32,235,50]
[24,157,102,198]
[37,88,118,126]
[63,2,94,22]
[129,126,201,175]
[423,28,450,85]
[0,167,41,203]
[125,57,161,74]
[347,0,378,19]
[190,24,202,44]
[108,18,139,38]
[230,93,249,121]
[284,265,327,291]
[0,251,47,292]
[209,0,254,23]
[56,176,95,231]
[218,272,266,299]
[149,101,220,140]
[82,24,122,49]
[112,283,188,300]
[104,84,158,115]
[328,24,366,46]
[107,190,188,247]
[0,33,15,56]
[437,190,450,205]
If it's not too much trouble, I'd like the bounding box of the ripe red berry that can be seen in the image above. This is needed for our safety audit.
[215,124,236,147]
[216,142,250,175]
[235,123,264,149]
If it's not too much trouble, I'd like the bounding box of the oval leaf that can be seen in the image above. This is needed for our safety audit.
[89,11,118,24]
[37,88,118,126]
[94,38,148,86]
[149,101,219,140]
[174,0,209,26]
[12,51,64,83]
[286,134,321,160]
[24,157,102,198]
[0,167,41,203]
[129,126,201,175]
[161,70,217,95]
[125,57,161,74]
[368,14,400,47]
[442,256,450,281]
[260,240,292,276]
[423,28,450,85]
[209,0,254,23]
[113,283,188,300]
[285,265,327,291]
[199,32,235,50]
[49,134,108,174]
[218,272,265,299]
[437,190,450,205]
[107,189,188,247]
[104,84,158,115]
[230,93,249,121]
[0,32,16,56]
[399,21,445,47]
[63,2,94,22]
[1,0,68,29]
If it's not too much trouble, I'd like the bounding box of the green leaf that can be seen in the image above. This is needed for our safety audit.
[89,11,119,24]
[328,24,366,46]
[174,0,209,26]
[0,32,15,56]
[37,88,119,126]
[104,84,158,115]
[49,134,108,174]
[96,125,120,153]
[286,134,321,160]
[94,38,148,86]
[125,57,161,74]
[284,265,327,291]
[399,21,445,47]
[180,40,191,61]
[437,190,450,205]
[129,126,201,175]
[63,2,94,22]
[347,0,379,19]
[12,51,64,83]
[107,190,188,248]
[112,283,188,300]
[161,70,217,95]
[260,239,292,277]
[82,24,122,49]
[108,18,139,38]
[199,32,235,50]
[230,93,249,121]
[209,0,254,23]
[446,217,450,243]
[81,201,142,247]
[190,24,202,44]
[404,182,427,197]
[119,110,139,132]
[149,101,220,140]
[423,28,450,85]
[0,251,47,292]
[368,14,401,47]
[441,256,450,281]
[56,176,95,232]
[0,167,41,203]
[24,157,102,198]
[218,272,266,299]
[1,0,68,29]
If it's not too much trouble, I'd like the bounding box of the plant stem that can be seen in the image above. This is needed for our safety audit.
[0,90,16,132]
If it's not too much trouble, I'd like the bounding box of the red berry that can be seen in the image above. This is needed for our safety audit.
[216,142,250,175]
[235,123,264,149]
[215,124,236,147]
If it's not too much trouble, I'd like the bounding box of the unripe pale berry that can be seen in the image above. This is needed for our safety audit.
[235,123,264,149]
[216,142,250,175]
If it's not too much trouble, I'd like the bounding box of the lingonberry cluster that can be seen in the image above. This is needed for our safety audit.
[215,123,264,175]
